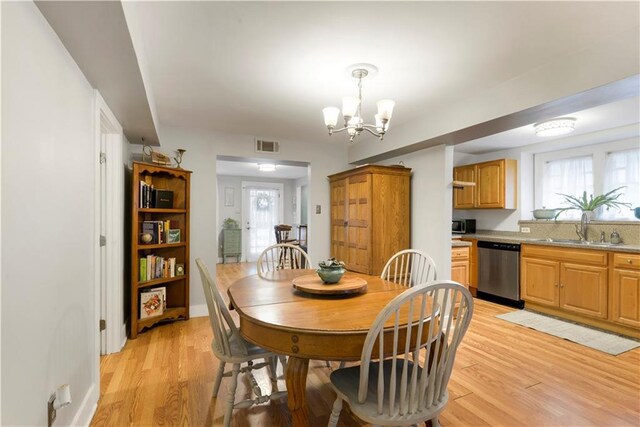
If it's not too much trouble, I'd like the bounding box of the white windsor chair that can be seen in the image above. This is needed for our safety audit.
[327,281,474,427]
[196,259,287,427]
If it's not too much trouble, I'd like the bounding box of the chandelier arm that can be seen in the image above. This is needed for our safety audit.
[362,127,382,137]
[330,127,349,134]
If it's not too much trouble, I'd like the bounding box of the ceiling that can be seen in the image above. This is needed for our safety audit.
[124,2,640,146]
[455,96,640,154]
[217,160,308,179]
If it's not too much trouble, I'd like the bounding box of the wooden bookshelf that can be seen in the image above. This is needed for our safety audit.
[130,162,191,338]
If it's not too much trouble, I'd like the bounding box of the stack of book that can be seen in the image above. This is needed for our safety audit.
[139,256,177,281]
[141,220,180,244]
[139,182,174,208]
[140,287,166,319]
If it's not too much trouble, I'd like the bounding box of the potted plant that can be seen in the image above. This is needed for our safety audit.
[554,186,631,221]
[317,258,346,284]
[223,218,239,229]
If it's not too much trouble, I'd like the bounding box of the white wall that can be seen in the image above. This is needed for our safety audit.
[150,126,349,313]
[378,145,455,279]
[2,2,98,425]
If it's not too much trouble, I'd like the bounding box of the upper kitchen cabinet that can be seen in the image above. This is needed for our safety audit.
[329,165,411,276]
[453,159,517,209]
[453,165,476,209]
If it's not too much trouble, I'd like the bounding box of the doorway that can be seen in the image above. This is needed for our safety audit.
[94,91,125,358]
[242,182,284,262]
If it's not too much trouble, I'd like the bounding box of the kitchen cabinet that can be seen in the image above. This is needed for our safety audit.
[560,263,608,319]
[329,165,411,275]
[460,238,478,296]
[521,245,608,319]
[610,253,640,328]
[453,165,475,209]
[453,159,517,209]
[521,257,560,306]
[451,247,470,288]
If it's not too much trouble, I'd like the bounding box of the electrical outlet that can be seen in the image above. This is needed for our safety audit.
[315,205,321,214]
[48,394,56,427]
[520,227,531,233]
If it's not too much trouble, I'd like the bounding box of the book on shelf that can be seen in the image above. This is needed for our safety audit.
[140,220,179,244]
[139,181,174,209]
[139,258,147,282]
[150,287,167,311]
[141,255,178,282]
[140,288,164,319]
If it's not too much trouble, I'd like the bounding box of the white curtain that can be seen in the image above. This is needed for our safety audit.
[601,148,640,220]
[247,188,279,261]
[542,155,593,220]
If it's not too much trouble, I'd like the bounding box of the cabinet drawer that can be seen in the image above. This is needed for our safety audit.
[613,253,640,270]
[521,244,607,266]
[451,247,470,260]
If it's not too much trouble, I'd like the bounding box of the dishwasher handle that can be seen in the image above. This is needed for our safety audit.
[477,240,521,252]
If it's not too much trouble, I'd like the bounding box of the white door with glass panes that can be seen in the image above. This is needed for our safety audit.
[242,182,284,262]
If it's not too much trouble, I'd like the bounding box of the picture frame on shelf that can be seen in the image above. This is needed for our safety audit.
[168,229,181,244]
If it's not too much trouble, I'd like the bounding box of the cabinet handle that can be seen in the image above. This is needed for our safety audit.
[560,283,564,288]
[554,283,559,288]
[628,259,633,264]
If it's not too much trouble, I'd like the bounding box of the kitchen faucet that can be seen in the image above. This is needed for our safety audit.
[575,212,588,242]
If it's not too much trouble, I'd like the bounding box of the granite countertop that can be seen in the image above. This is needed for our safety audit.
[461,232,640,254]
[451,240,472,247]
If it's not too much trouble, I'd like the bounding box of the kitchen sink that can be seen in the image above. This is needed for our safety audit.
[527,238,619,247]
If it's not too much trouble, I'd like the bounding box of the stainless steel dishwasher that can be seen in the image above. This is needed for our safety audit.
[477,241,523,308]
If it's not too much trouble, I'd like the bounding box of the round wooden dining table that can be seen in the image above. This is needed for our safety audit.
[227,269,432,427]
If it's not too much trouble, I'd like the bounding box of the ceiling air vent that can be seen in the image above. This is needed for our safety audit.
[255,139,280,154]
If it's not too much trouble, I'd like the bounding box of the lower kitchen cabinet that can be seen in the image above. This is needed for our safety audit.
[610,253,640,328]
[521,257,559,306]
[560,263,608,319]
[521,245,639,338]
[451,246,470,288]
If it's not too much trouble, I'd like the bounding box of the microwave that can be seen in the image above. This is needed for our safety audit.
[452,219,476,234]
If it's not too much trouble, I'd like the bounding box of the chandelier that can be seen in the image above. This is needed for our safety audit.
[322,64,395,143]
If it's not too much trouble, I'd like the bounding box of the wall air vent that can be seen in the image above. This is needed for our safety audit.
[255,139,280,154]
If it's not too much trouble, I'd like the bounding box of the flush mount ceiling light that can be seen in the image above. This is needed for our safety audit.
[534,117,577,137]
[323,63,395,143]
[258,163,276,172]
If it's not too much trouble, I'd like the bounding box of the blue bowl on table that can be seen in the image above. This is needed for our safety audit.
[316,267,346,284]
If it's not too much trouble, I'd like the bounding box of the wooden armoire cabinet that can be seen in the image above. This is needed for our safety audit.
[328,165,411,275]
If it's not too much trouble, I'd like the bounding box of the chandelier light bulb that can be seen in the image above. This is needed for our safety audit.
[323,107,340,127]
[375,114,386,133]
[534,117,577,137]
[376,99,395,121]
[342,96,360,118]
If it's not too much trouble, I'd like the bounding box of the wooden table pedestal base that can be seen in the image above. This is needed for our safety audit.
[285,357,310,426]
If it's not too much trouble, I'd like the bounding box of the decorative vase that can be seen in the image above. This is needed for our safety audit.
[316,267,345,284]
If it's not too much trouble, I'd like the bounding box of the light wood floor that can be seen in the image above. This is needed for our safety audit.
[92,262,640,426]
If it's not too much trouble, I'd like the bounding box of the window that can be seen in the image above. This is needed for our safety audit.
[541,155,593,220]
[535,139,639,220]
[601,148,640,220]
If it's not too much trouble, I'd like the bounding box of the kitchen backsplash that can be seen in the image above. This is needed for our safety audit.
[518,220,640,246]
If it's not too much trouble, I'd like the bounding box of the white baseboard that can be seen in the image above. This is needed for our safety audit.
[190,303,208,318]
[71,383,98,426]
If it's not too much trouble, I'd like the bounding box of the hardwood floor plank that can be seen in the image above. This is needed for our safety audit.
[90,262,640,427]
